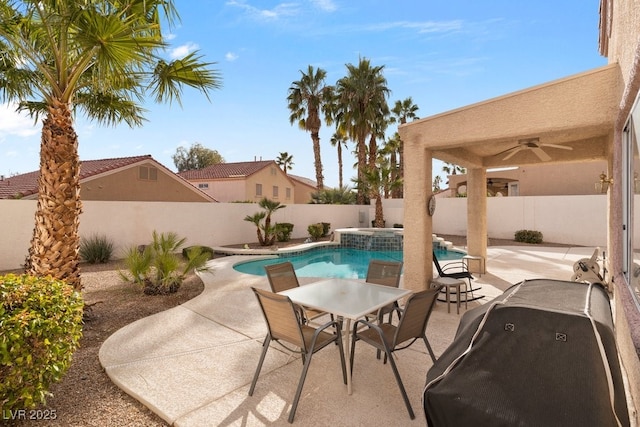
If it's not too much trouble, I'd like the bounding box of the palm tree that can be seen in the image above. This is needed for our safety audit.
[390,97,419,198]
[330,131,348,188]
[0,1,221,289]
[442,162,466,176]
[287,65,333,189]
[383,132,402,197]
[335,58,390,204]
[362,159,401,227]
[276,152,294,175]
[259,197,286,246]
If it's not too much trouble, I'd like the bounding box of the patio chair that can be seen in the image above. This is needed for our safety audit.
[349,286,442,420]
[249,287,347,423]
[432,251,474,286]
[432,251,476,302]
[365,259,403,323]
[265,262,327,322]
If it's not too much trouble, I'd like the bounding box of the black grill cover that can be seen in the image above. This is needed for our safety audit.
[424,279,629,427]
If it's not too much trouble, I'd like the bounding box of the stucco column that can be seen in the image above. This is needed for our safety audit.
[403,141,432,293]
[467,168,487,264]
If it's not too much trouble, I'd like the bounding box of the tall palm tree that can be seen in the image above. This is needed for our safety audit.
[0,0,221,289]
[362,159,401,227]
[287,65,333,190]
[383,132,402,197]
[330,130,348,188]
[276,152,294,175]
[390,97,419,198]
[335,58,390,204]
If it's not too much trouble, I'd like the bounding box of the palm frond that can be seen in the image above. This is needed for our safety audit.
[150,52,222,106]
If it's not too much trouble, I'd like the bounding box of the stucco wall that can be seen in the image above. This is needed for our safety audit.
[0,201,366,270]
[0,195,625,271]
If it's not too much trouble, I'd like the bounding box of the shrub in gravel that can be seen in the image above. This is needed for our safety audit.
[0,274,84,411]
[514,229,544,244]
[79,234,114,264]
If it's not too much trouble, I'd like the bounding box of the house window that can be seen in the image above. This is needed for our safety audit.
[273,186,279,198]
[256,183,262,196]
[623,92,640,311]
[139,166,158,181]
[198,183,209,189]
[286,187,291,199]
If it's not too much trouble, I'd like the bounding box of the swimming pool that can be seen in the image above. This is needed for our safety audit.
[233,247,465,279]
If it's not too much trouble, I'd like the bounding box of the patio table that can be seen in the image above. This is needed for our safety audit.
[280,278,412,394]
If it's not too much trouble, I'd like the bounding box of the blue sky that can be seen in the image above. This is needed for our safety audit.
[0,0,607,188]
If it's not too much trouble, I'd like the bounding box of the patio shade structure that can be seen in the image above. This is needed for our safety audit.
[398,63,621,294]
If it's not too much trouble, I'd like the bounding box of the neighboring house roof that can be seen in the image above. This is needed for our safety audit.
[0,155,216,201]
[178,160,283,180]
[288,174,318,190]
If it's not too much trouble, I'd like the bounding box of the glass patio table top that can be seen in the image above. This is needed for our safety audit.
[279,278,412,320]
[280,278,412,395]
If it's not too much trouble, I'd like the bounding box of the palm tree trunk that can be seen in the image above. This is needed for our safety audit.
[368,134,377,169]
[374,196,384,227]
[337,142,343,189]
[398,139,404,198]
[356,135,367,204]
[26,100,82,290]
[311,131,324,189]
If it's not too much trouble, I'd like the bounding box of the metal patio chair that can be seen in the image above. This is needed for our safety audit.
[249,287,347,423]
[349,286,442,420]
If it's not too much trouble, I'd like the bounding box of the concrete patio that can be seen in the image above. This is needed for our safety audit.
[99,245,602,426]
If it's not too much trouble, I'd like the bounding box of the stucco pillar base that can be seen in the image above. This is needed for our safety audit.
[467,168,487,264]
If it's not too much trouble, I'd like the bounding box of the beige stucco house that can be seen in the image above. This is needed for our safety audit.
[446,160,609,197]
[179,160,318,204]
[399,0,640,420]
[0,155,214,202]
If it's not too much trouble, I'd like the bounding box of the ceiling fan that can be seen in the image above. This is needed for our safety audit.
[501,138,573,162]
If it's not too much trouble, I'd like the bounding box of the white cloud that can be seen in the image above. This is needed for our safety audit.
[169,42,199,59]
[310,0,337,12]
[225,52,239,62]
[0,104,39,138]
[226,1,300,20]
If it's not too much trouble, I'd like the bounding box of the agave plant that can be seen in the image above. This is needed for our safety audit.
[120,231,210,295]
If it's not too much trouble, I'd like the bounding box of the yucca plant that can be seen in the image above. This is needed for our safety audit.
[79,234,114,264]
[120,231,210,295]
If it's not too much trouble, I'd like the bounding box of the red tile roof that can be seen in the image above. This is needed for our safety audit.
[177,160,276,180]
[0,155,157,199]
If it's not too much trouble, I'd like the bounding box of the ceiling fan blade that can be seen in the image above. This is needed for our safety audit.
[502,147,522,160]
[541,143,573,151]
[532,147,552,161]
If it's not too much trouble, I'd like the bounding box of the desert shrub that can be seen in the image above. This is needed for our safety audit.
[514,230,544,244]
[307,223,324,241]
[120,231,210,295]
[182,245,214,260]
[275,223,294,242]
[0,274,83,411]
[321,222,331,237]
[79,234,114,264]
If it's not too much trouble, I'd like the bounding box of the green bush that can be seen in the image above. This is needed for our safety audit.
[307,223,324,241]
[120,231,210,295]
[514,230,544,244]
[275,223,294,242]
[321,222,331,237]
[79,234,114,264]
[182,245,214,260]
[0,274,83,411]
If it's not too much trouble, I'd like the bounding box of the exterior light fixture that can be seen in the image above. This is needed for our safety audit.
[595,172,614,194]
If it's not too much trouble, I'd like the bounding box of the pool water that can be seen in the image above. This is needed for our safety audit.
[233,247,464,279]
